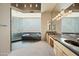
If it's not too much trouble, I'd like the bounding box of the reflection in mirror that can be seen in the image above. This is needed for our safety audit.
[61,12,79,34]
[50,19,56,32]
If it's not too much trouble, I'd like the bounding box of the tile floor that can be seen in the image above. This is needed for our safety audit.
[10,41,55,56]
[12,40,40,50]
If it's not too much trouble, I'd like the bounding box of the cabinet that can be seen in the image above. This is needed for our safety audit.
[46,33,50,44]
[54,40,76,56]
[49,36,54,47]
[46,33,54,47]
[46,33,76,56]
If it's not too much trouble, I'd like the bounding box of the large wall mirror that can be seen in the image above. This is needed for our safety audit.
[61,12,79,33]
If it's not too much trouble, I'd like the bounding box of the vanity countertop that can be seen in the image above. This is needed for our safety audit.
[49,33,79,56]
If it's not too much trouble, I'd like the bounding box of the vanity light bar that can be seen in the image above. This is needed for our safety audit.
[52,10,66,21]
[15,4,39,8]
[64,10,72,16]
[52,9,72,21]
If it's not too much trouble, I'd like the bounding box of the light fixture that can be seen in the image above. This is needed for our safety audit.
[60,10,64,15]
[30,4,32,7]
[64,10,72,16]
[35,4,38,7]
[24,4,26,8]
[64,12,69,16]
[55,15,58,19]
[57,16,61,21]
[16,4,18,7]
[68,10,72,13]
[57,13,61,17]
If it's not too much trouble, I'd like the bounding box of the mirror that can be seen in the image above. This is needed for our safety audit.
[61,12,79,33]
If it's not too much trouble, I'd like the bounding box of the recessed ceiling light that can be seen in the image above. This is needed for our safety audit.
[24,4,26,8]
[30,4,32,7]
[35,4,38,7]
[16,4,18,7]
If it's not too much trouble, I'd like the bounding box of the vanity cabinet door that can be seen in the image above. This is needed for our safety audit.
[54,43,63,56]
[46,33,54,47]
[49,36,54,47]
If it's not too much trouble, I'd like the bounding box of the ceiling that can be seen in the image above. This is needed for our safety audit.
[65,3,79,12]
[41,3,56,12]
[55,3,72,11]
[41,3,72,13]
[11,3,73,16]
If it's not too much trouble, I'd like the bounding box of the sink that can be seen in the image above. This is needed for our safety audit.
[64,40,79,47]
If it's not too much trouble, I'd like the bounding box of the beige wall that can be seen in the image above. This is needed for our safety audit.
[51,11,62,34]
[0,4,10,55]
[41,11,62,40]
[41,11,52,40]
[55,19,62,34]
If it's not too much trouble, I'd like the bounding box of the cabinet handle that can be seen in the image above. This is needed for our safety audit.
[0,24,7,27]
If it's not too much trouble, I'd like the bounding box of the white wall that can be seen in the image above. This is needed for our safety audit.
[0,4,10,55]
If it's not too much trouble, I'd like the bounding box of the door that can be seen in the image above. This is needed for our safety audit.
[0,3,10,56]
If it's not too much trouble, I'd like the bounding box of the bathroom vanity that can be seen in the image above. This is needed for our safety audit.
[46,32,78,56]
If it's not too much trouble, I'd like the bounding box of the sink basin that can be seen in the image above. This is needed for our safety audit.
[64,40,79,47]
